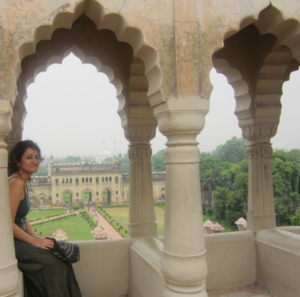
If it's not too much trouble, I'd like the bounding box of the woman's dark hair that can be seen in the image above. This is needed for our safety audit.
[8,140,42,176]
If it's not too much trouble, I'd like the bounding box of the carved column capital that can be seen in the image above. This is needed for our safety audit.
[247,145,273,159]
[124,124,156,142]
[240,123,278,140]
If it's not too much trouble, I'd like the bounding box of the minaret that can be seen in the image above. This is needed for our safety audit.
[48,155,53,176]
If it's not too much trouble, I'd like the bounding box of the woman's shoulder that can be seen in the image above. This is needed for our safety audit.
[8,175,25,187]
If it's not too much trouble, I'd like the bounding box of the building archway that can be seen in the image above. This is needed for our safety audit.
[82,190,93,203]
[62,190,73,206]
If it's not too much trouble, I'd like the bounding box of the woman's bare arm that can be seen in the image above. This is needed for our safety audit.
[25,219,37,238]
[9,178,53,250]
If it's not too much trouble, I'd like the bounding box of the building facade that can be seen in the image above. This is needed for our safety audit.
[28,156,166,207]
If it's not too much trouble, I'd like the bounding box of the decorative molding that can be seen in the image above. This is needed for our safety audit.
[241,123,278,139]
[124,125,156,141]
[247,145,273,159]
[128,145,152,160]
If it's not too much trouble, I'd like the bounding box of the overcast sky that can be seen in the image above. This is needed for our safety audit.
[22,53,300,159]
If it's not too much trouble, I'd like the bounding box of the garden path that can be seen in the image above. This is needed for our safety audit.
[88,207,122,239]
[30,211,80,224]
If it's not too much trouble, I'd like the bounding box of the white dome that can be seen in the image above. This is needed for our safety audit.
[95,150,113,162]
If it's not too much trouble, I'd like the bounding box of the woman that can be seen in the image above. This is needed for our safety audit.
[8,140,82,297]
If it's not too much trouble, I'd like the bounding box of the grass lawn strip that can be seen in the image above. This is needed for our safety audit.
[32,215,94,241]
[27,208,66,221]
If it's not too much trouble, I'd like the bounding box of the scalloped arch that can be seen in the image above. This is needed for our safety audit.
[214,4,300,62]
[16,0,162,103]
[21,45,126,120]
[213,4,300,126]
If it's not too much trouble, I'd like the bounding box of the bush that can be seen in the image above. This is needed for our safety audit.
[206,208,214,216]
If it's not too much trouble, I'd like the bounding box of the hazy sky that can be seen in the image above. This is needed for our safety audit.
[22,53,300,159]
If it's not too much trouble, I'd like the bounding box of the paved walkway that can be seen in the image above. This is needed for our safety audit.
[87,207,122,239]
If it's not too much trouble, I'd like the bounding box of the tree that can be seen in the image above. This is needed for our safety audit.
[152,149,166,172]
[225,191,245,227]
[213,187,229,221]
[291,208,300,226]
[274,197,290,226]
[212,136,247,163]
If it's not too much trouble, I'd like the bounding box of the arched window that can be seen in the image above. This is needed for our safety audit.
[82,177,84,183]
[56,193,58,197]
[109,177,112,182]
[70,178,72,183]
[66,178,68,183]
[86,177,88,182]
[116,191,118,194]
[105,177,108,182]
[55,178,59,185]
[115,176,118,183]
[96,177,99,183]
[102,177,104,182]
[90,177,92,182]
[96,192,99,195]
[76,193,78,196]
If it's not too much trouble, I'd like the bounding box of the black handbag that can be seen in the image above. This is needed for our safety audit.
[46,237,80,264]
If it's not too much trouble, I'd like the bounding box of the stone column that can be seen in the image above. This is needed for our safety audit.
[154,98,209,297]
[0,100,20,296]
[124,120,158,238]
[241,121,277,230]
[5,108,24,154]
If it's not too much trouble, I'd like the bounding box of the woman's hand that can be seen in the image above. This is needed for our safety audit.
[33,237,54,250]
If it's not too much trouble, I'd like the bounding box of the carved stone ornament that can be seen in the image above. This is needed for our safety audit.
[125,125,156,141]
[241,123,278,140]
[4,121,21,142]
[128,145,152,160]
[247,145,273,159]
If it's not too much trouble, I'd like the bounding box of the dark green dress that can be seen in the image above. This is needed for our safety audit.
[10,177,82,297]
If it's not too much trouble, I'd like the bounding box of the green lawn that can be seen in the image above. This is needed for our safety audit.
[102,205,236,235]
[102,206,165,236]
[27,208,65,221]
[32,215,94,241]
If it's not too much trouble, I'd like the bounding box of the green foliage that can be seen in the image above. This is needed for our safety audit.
[121,153,129,173]
[206,208,214,216]
[274,197,290,226]
[225,191,245,227]
[213,186,229,221]
[212,137,247,163]
[291,208,300,226]
[35,164,48,176]
[152,149,166,172]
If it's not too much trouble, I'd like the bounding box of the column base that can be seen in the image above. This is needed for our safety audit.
[247,214,276,230]
[165,280,207,297]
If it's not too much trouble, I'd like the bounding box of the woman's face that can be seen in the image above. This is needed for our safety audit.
[17,148,40,174]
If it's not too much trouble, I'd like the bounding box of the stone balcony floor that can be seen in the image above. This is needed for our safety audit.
[208,285,272,297]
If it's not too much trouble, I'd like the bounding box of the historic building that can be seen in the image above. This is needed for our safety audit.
[1,1,300,297]
[28,156,166,206]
